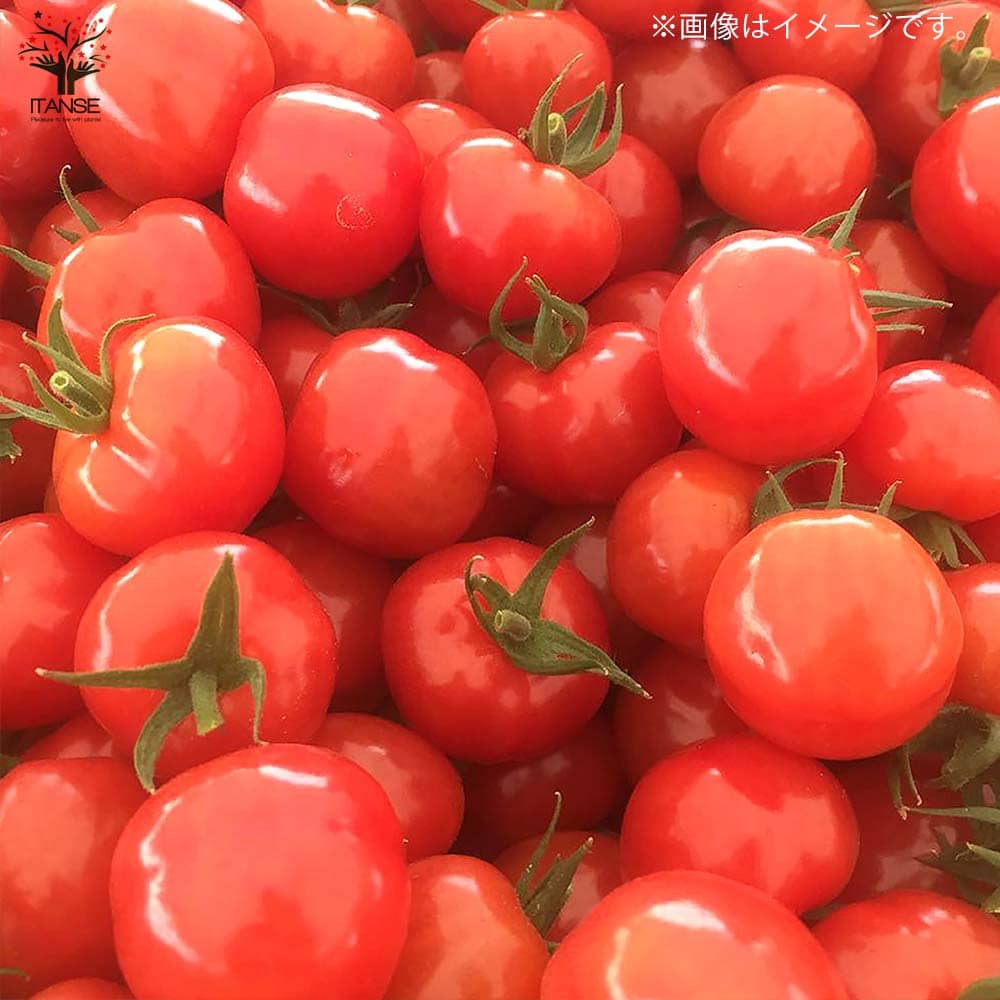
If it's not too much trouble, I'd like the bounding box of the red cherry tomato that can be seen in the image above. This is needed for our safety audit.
[813,889,1000,1000]
[837,756,971,904]
[0,759,145,998]
[0,10,83,202]
[608,448,763,650]
[254,518,393,712]
[384,854,548,1000]
[969,292,1000,386]
[540,870,849,1000]
[1,515,121,730]
[110,744,410,1000]
[583,134,682,281]
[459,717,626,859]
[620,733,859,914]
[22,713,114,762]
[40,199,261,371]
[463,11,612,135]
[27,979,132,1000]
[495,831,622,942]
[699,75,876,230]
[404,282,498,379]
[705,510,963,760]
[659,232,878,466]
[912,91,1000,288]
[845,361,1000,523]
[72,533,336,785]
[574,0,706,39]
[284,329,496,559]
[420,130,622,320]
[945,563,1000,714]
[864,3,1000,165]
[410,50,466,102]
[586,271,680,329]
[244,0,414,108]
[254,313,331,419]
[611,645,746,785]
[224,85,423,299]
[312,712,464,860]
[615,40,748,182]
[419,0,491,41]
[395,98,490,170]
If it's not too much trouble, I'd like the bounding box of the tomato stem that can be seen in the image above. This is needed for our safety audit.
[939,14,1000,117]
[958,976,1000,1000]
[58,164,100,234]
[0,245,53,282]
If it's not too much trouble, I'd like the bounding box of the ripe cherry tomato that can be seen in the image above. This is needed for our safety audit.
[254,313,331,419]
[40,199,261,371]
[312,712,464,860]
[284,328,496,559]
[583,134,682,281]
[404,282,497,379]
[410,50,466,102]
[243,0,415,108]
[71,533,336,786]
[608,448,762,650]
[620,733,859,914]
[22,713,114,762]
[615,40,748,182]
[225,85,423,299]
[254,518,393,711]
[705,510,963,760]
[395,98,490,170]
[486,322,681,505]
[699,76,876,230]
[68,0,273,202]
[463,11,612,135]
[845,362,1000,523]
[813,889,1000,1000]
[574,0,706,39]
[418,0,491,41]
[659,232,878,466]
[0,758,145,998]
[612,645,746,786]
[111,744,410,1000]
[912,91,1000,288]
[969,292,1000,387]
[458,717,626,859]
[27,980,132,1000]
[945,563,1000,714]
[586,271,680,329]
[837,756,971,904]
[1,514,121,730]
[541,870,849,1000]
[384,854,548,1000]
[0,11,83,202]
[420,130,622,320]
[495,831,622,942]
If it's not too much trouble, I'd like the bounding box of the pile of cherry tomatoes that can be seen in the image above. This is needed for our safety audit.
[2,0,1000,997]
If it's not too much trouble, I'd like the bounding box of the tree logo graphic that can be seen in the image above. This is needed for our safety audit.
[18,10,111,96]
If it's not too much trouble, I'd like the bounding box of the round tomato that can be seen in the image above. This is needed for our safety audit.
[404,282,497,379]
[705,510,963,759]
[254,313,331,419]
[224,85,423,299]
[21,713,114,763]
[395,98,490,170]
[586,270,680,329]
[945,563,1000,714]
[110,744,409,1000]
[418,0,491,41]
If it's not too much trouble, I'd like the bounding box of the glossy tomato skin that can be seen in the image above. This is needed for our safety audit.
[404,282,497,379]
[612,645,746,786]
[382,538,610,764]
[586,271,680,329]
[615,40,748,182]
[420,130,622,321]
[659,233,878,466]
[837,756,970,903]
[458,717,626,859]
[969,292,1000,386]
[22,713,114,762]
[486,323,681,505]
[912,92,1000,288]
[73,533,336,785]
[0,11,83,202]
[463,11,612,135]
[40,199,261,371]
[946,563,1000,714]
[699,75,876,231]
[27,980,132,1000]
[243,0,415,107]
[864,3,999,165]
[705,511,963,760]
[410,50,466,102]
[254,519,393,711]
[608,449,762,650]
[53,319,284,557]
[583,134,682,281]
[0,515,122,730]
[254,314,331,419]
[574,0,706,39]
[0,759,146,998]
[384,855,548,1000]
[69,0,274,203]
[813,890,1000,1000]
[541,870,849,1000]
[395,99,490,170]
[284,329,496,559]
[845,362,1000,523]
[111,744,410,1000]
[620,734,859,914]
[312,713,464,860]
[224,85,423,299]
[495,831,622,942]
